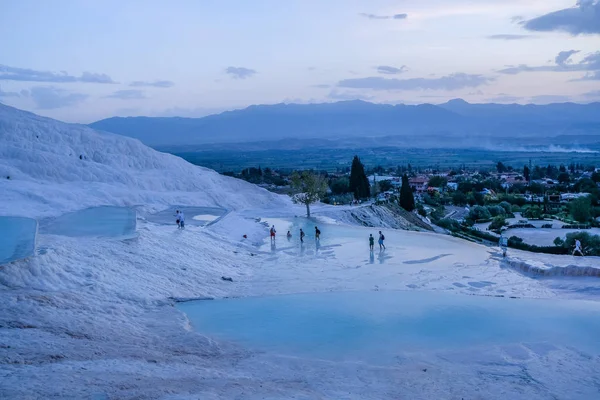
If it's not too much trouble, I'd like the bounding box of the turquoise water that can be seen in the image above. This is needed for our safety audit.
[179,291,600,363]
[39,206,137,238]
[145,206,226,227]
[0,216,37,264]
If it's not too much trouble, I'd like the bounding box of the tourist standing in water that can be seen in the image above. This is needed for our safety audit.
[270,225,276,242]
[300,228,305,243]
[315,226,321,240]
[378,231,386,250]
[369,234,374,251]
[176,210,185,229]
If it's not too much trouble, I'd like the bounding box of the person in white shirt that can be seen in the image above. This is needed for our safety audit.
[573,239,584,256]
[499,234,508,257]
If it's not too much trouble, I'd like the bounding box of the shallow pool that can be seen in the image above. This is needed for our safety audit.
[178,291,600,364]
[0,216,37,264]
[39,206,137,238]
[144,206,226,227]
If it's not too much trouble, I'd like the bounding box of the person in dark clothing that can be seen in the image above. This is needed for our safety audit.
[369,234,374,251]
[315,226,321,240]
[300,228,305,243]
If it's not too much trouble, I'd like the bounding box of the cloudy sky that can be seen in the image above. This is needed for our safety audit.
[1,0,599,122]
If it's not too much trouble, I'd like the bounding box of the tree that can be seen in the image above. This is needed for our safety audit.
[557,172,570,184]
[452,191,468,206]
[469,206,491,221]
[378,180,393,192]
[349,156,370,199]
[399,174,415,211]
[532,165,545,180]
[570,196,592,223]
[330,177,350,195]
[523,165,530,183]
[591,171,600,184]
[496,162,507,173]
[498,201,512,214]
[428,176,448,189]
[289,171,329,217]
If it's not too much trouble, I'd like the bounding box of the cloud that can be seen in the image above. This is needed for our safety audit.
[555,49,580,66]
[578,71,600,80]
[225,66,256,79]
[337,73,493,91]
[486,34,533,40]
[523,0,600,35]
[106,89,146,100]
[0,85,22,98]
[0,64,116,83]
[312,84,331,89]
[498,50,600,76]
[511,16,525,23]
[376,65,408,75]
[327,90,374,101]
[487,94,523,103]
[29,86,88,109]
[582,89,600,98]
[129,80,174,88]
[529,94,571,103]
[360,13,407,20]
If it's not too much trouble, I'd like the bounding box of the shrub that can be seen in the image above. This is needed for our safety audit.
[563,232,600,256]
[507,235,568,254]
[436,218,461,232]
[570,196,592,223]
[487,205,505,217]
[498,201,512,214]
[553,237,564,246]
[509,235,524,245]
[489,216,507,230]
[541,223,553,228]
[523,205,543,219]
[469,205,491,221]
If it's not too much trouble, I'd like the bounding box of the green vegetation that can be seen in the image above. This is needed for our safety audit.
[489,216,507,231]
[399,174,415,211]
[349,155,370,200]
[570,196,592,223]
[563,232,600,256]
[289,171,328,217]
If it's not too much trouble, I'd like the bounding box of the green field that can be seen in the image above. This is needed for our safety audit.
[173,147,600,173]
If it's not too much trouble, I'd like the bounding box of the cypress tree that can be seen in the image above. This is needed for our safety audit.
[349,155,370,199]
[399,174,415,211]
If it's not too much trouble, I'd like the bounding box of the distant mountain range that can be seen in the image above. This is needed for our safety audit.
[89,100,600,148]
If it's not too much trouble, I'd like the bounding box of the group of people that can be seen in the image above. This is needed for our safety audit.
[369,231,386,251]
[270,225,321,243]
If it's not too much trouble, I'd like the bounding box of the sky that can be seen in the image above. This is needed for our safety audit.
[0,0,599,122]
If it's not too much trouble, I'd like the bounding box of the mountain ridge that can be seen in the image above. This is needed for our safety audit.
[88,100,600,147]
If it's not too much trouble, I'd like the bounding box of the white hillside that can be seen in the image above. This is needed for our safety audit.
[0,104,288,217]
